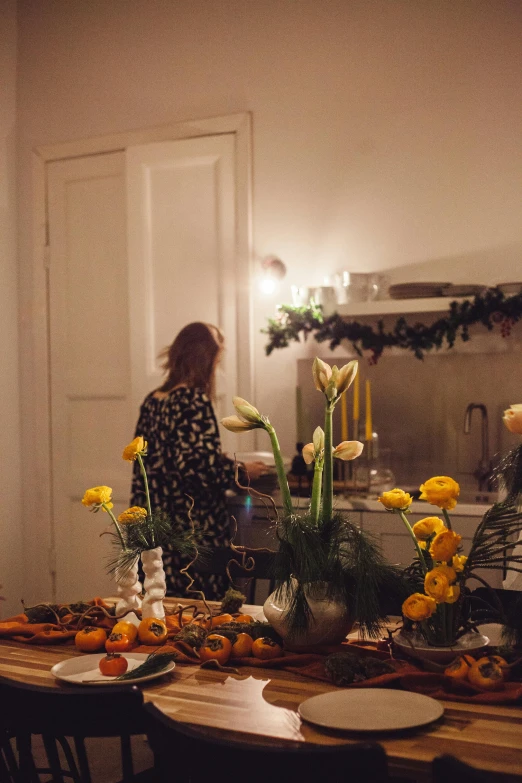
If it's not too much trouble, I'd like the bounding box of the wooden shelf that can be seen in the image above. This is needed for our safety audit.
[332,296,468,318]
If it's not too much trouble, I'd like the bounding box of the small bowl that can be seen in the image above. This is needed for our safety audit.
[394,630,490,665]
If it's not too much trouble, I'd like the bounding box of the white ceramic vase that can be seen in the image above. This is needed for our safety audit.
[141,546,166,619]
[263,578,353,650]
[114,557,142,615]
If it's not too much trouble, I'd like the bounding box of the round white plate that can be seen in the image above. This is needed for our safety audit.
[298,688,444,732]
[51,653,175,686]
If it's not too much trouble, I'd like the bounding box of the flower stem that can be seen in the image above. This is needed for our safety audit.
[103,504,126,549]
[310,460,324,525]
[398,511,428,574]
[322,402,334,522]
[137,453,152,517]
[266,424,294,517]
[442,509,453,531]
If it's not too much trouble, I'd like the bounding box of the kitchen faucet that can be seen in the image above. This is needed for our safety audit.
[463,403,493,492]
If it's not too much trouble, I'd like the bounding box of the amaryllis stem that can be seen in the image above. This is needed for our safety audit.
[266,425,294,517]
[322,403,334,521]
[310,461,324,524]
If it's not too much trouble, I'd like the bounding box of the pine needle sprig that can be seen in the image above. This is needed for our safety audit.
[115,652,177,680]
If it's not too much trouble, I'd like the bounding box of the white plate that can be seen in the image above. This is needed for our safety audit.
[51,653,175,686]
[298,688,443,732]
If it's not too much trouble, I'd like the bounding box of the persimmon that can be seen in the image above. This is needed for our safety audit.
[231,633,254,658]
[476,655,509,672]
[235,614,253,624]
[206,613,234,630]
[138,618,168,645]
[99,653,128,677]
[112,620,139,643]
[199,634,232,665]
[468,659,505,691]
[74,626,107,652]
[105,632,133,653]
[251,637,283,660]
[444,654,475,682]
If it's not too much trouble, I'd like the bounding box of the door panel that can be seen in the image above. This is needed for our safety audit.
[126,135,239,454]
[47,152,131,602]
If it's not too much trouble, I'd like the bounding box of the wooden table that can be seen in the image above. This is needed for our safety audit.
[1,599,522,782]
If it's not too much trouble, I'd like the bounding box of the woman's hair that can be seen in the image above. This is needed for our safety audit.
[158,322,224,397]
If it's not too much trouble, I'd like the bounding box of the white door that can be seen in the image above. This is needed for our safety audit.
[47,134,248,602]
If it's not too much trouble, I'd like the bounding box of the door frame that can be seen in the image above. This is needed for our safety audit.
[28,113,253,602]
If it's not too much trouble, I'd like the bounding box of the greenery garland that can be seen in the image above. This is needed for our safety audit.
[263,288,522,362]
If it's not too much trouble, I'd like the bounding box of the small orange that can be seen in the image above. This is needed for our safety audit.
[251,637,283,660]
[206,613,234,630]
[231,633,254,658]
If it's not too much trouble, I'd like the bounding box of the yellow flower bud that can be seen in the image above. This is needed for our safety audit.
[377,488,413,511]
[452,554,467,573]
[122,436,147,462]
[333,441,364,461]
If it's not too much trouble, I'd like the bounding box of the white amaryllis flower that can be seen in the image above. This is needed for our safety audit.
[233,396,262,424]
[221,415,259,433]
[302,427,325,464]
[503,404,522,435]
[333,440,364,461]
[312,357,359,399]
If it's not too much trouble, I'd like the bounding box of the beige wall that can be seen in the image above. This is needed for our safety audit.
[1,0,23,618]
[16,0,522,468]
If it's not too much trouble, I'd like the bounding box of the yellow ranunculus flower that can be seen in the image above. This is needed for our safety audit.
[424,570,449,603]
[118,506,147,524]
[122,436,147,462]
[419,476,460,510]
[377,488,413,510]
[452,554,468,572]
[429,529,462,562]
[424,565,457,603]
[412,516,446,541]
[81,485,113,510]
[402,593,437,621]
[503,404,522,435]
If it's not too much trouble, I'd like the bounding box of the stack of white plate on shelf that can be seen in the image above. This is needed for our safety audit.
[388,282,450,299]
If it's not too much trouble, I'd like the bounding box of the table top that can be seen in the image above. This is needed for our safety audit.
[1,599,521,782]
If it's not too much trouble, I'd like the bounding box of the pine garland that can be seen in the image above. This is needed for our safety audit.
[263,288,522,363]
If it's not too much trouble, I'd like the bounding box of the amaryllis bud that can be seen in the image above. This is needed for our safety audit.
[302,443,315,464]
[221,415,259,433]
[312,358,332,392]
[232,396,262,424]
[336,360,358,395]
[333,440,364,461]
[503,404,522,435]
[313,426,325,452]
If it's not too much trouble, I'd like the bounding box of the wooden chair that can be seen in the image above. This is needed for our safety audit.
[432,753,510,782]
[0,675,155,782]
[143,702,391,783]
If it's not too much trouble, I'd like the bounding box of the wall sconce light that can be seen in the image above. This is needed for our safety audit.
[259,256,287,294]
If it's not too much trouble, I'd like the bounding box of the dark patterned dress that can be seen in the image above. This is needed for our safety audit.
[130,386,236,599]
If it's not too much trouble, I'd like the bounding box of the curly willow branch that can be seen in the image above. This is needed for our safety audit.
[179,494,199,595]
[234,462,279,522]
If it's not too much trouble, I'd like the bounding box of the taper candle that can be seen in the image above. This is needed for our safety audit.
[353,372,360,421]
[341,391,348,442]
[365,380,373,442]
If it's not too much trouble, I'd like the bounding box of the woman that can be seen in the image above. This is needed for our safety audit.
[130,322,266,599]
